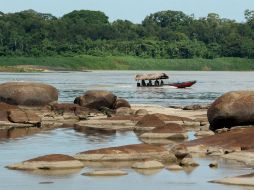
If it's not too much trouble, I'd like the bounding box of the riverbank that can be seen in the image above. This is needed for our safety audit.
[0,55,254,72]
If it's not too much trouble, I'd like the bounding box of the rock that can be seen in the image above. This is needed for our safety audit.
[208,91,254,131]
[183,104,203,110]
[167,164,183,170]
[82,170,128,176]
[6,154,84,170]
[140,124,187,140]
[115,107,134,116]
[135,109,149,116]
[114,98,130,109]
[210,173,254,186]
[222,151,254,166]
[74,144,176,161]
[8,110,41,125]
[0,82,58,106]
[180,158,199,167]
[74,90,117,110]
[135,114,165,131]
[194,130,215,138]
[209,161,218,168]
[132,160,164,169]
[185,127,254,151]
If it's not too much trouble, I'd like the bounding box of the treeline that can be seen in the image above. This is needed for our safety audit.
[0,9,254,59]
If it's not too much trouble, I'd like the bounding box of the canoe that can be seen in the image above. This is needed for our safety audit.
[167,80,196,88]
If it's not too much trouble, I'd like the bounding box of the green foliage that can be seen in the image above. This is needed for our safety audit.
[0,9,254,60]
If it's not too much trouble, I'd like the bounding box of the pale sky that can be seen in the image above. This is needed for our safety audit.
[1,0,254,23]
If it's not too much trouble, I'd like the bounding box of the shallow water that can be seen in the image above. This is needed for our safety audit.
[0,129,253,190]
[0,71,253,106]
[0,71,254,190]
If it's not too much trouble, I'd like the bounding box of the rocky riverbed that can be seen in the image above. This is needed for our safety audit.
[1,81,254,189]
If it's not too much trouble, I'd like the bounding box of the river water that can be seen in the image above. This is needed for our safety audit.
[0,71,254,190]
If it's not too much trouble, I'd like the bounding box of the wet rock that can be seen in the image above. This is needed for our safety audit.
[8,110,41,125]
[167,164,183,170]
[114,98,130,109]
[140,124,187,140]
[115,107,134,116]
[74,144,175,161]
[135,114,165,131]
[135,109,149,116]
[74,90,117,110]
[222,151,254,166]
[208,91,254,131]
[0,82,58,106]
[185,128,254,151]
[6,154,84,170]
[209,161,218,168]
[180,158,199,167]
[82,170,128,176]
[210,173,254,186]
[132,160,164,169]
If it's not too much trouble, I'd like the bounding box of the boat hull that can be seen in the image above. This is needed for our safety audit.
[167,80,196,88]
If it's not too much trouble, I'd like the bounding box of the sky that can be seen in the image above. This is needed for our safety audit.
[1,0,254,23]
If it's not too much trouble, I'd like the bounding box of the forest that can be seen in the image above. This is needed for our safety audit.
[0,9,254,59]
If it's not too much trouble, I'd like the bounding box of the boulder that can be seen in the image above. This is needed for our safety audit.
[135,109,149,116]
[131,160,164,169]
[209,161,218,168]
[74,90,117,110]
[74,144,176,161]
[6,154,84,170]
[135,114,165,131]
[0,82,58,106]
[208,91,254,131]
[8,110,41,124]
[115,107,134,116]
[180,158,199,167]
[114,98,131,109]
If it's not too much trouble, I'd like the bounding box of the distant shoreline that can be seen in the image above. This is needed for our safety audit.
[0,55,253,72]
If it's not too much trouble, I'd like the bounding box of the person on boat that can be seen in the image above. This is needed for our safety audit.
[141,80,146,86]
[148,80,152,86]
[160,80,164,86]
[155,80,159,86]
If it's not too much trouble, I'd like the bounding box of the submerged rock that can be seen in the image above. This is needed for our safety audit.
[74,144,176,161]
[131,160,164,169]
[82,170,128,176]
[208,91,254,131]
[167,164,183,171]
[211,173,254,186]
[0,82,58,106]
[6,154,84,170]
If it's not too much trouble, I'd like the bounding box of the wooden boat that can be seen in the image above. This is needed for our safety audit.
[135,73,196,88]
[168,80,197,88]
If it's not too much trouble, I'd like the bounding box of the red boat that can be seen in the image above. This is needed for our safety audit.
[168,80,197,88]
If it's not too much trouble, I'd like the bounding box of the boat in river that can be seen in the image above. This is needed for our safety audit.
[135,73,196,88]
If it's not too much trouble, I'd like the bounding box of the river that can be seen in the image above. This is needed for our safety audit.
[0,71,254,190]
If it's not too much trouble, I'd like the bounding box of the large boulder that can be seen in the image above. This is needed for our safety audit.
[8,110,41,125]
[208,91,254,131]
[114,98,131,109]
[74,90,117,110]
[0,82,58,106]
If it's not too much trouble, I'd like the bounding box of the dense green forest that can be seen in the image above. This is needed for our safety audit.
[0,9,254,59]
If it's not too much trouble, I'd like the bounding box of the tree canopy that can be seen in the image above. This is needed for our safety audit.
[0,9,253,59]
